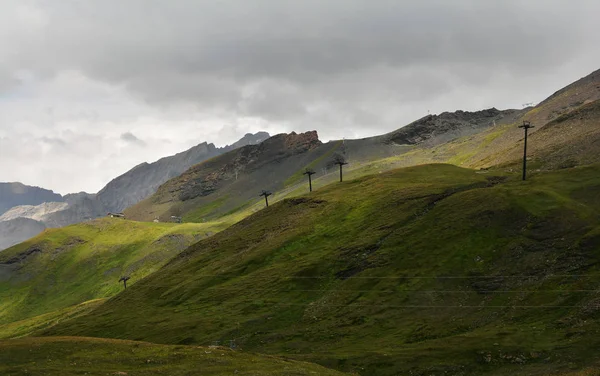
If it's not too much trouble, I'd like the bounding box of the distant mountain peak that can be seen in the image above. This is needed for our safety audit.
[0,183,64,216]
[96,131,270,212]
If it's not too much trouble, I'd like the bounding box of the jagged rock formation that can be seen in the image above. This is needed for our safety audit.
[96,132,270,213]
[0,183,64,215]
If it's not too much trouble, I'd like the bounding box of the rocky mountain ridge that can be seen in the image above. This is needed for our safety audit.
[126,130,329,221]
[0,183,64,215]
[385,107,524,146]
[97,131,270,213]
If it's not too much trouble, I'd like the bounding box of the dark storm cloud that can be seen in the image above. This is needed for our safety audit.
[4,0,599,116]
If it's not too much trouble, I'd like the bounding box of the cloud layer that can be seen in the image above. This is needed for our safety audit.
[1,0,599,193]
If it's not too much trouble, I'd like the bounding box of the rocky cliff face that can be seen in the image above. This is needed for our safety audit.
[0,183,64,215]
[96,142,218,213]
[96,132,270,213]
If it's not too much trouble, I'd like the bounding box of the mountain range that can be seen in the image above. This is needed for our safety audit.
[4,69,600,251]
[0,132,270,250]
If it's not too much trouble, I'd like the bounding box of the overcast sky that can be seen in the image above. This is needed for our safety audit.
[0,0,599,194]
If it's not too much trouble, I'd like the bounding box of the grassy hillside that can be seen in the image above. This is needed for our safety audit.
[0,218,229,327]
[0,337,347,376]
[0,299,105,340]
[45,163,600,375]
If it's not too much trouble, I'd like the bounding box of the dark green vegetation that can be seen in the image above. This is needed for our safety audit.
[45,164,600,375]
[0,337,347,375]
[0,218,229,330]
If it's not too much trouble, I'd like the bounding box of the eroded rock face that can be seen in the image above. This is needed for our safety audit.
[176,131,322,202]
[260,131,321,153]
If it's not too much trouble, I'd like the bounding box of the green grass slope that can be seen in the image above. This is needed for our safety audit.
[0,299,105,340]
[46,164,600,375]
[0,218,228,327]
[0,337,347,376]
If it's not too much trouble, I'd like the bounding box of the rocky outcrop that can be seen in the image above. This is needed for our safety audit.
[96,132,270,213]
[385,108,519,146]
[278,130,321,152]
[0,183,64,215]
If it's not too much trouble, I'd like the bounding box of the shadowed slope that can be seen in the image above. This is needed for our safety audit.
[46,163,600,375]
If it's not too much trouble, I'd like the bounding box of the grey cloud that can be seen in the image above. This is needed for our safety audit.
[120,132,146,146]
[40,136,67,147]
[4,1,599,108]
